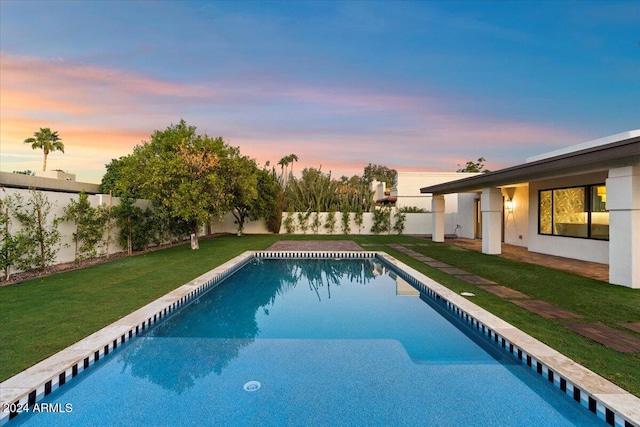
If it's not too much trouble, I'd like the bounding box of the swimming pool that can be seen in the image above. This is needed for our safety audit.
[2,252,637,426]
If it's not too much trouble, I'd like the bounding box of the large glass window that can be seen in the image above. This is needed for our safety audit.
[538,184,608,240]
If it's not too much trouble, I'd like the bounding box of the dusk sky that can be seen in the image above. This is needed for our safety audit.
[1,1,638,183]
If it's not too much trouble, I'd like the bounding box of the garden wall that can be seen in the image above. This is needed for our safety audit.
[210,211,433,236]
[1,187,156,276]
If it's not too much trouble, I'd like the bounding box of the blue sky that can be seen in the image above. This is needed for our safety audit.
[1,0,638,183]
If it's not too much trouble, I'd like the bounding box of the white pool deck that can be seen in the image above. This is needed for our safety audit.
[1,251,639,426]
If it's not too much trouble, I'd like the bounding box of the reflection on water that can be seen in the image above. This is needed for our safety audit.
[121,259,381,393]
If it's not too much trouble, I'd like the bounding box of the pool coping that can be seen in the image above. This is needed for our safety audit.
[1,250,638,427]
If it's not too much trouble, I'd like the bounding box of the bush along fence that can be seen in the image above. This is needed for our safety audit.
[0,188,193,282]
[1,187,431,281]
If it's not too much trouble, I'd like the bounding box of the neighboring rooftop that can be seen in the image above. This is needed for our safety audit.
[0,171,100,194]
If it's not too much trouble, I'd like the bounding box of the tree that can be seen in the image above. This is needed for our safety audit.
[221,150,261,236]
[9,190,61,271]
[23,128,65,172]
[261,167,285,234]
[457,157,490,173]
[102,120,256,249]
[0,194,19,281]
[111,195,155,254]
[60,192,108,262]
[363,163,398,187]
[277,153,298,187]
[99,156,140,197]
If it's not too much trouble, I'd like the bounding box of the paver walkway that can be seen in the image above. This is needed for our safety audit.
[564,323,640,353]
[619,322,640,334]
[511,300,582,319]
[478,285,529,299]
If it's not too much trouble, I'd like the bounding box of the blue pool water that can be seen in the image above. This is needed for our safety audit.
[13,258,605,426]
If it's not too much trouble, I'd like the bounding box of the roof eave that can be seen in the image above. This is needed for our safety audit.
[420,136,640,195]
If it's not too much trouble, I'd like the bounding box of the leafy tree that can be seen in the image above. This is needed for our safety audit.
[260,168,284,234]
[221,150,259,235]
[104,120,230,249]
[297,211,311,234]
[363,163,398,187]
[371,206,391,235]
[393,209,406,235]
[354,204,364,234]
[311,210,322,234]
[9,189,61,271]
[99,156,141,197]
[23,128,65,172]
[341,209,351,235]
[0,195,19,281]
[457,157,490,173]
[283,207,296,234]
[60,192,108,262]
[112,195,155,254]
[324,208,337,234]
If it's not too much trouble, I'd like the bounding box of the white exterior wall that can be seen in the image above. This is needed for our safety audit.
[392,172,479,210]
[607,166,640,288]
[527,172,609,264]
[210,211,433,235]
[481,187,503,255]
[503,185,529,247]
[1,188,156,275]
[455,193,479,239]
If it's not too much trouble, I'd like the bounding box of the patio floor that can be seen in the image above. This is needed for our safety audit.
[442,238,609,282]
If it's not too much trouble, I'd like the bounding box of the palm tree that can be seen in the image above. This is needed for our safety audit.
[287,153,299,178]
[23,128,65,172]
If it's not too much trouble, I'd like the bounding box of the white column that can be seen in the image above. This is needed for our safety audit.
[432,194,445,242]
[481,187,503,255]
[607,166,640,289]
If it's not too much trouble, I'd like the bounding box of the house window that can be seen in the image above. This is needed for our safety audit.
[538,184,608,240]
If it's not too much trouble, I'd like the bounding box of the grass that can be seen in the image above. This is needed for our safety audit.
[1,234,639,398]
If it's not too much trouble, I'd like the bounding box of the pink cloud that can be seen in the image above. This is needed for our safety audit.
[1,52,592,183]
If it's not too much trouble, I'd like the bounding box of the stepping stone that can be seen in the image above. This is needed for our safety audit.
[457,275,496,285]
[511,300,581,319]
[413,256,435,262]
[424,261,452,268]
[438,267,470,276]
[479,285,528,299]
[619,322,640,334]
[564,323,640,353]
[403,243,416,247]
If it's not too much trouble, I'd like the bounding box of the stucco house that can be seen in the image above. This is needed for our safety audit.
[420,130,640,289]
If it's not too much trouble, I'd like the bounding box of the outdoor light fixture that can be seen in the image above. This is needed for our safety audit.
[505,199,514,212]
[504,187,516,213]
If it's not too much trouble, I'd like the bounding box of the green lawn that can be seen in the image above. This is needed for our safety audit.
[1,234,639,397]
